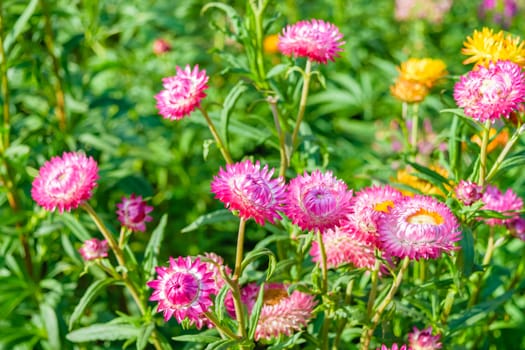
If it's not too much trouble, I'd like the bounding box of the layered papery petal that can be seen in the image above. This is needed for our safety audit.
[481,185,523,226]
[116,194,153,232]
[284,170,353,232]
[147,256,216,327]
[378,195,461,260]
[278,19,344,64]
[31,152,99,213]
[211,160,286,225]
[155,65,208,120]
[408,326,442,350]
[78,238,108,261]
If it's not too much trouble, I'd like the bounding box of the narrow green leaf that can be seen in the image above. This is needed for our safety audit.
[40,303,61,350]
[181,209,234,233]
[69,278,116,330]
[143,214,168,279]
[58,213,91,241]
[247,282,265,339]
[205,339,241,350]
[136,322,155,350]
[3,0,39,54]
[67,323,139,342]
[457,226,474,277]
[172,334,221,343]
[241,248,276,281]
[220,81,248,147]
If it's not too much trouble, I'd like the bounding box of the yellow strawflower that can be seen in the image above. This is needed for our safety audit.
[462,27,525,67]
[398,58,448,87]
[394,165,450,197]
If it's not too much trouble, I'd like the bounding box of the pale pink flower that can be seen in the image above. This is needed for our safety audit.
[347,185,406,246]
[284,170,353,232]
[453,60,525,123]
[78,238,108,261]
[227,283,317,341]
[479,0,518,28]
[153,38,171,55]
[210,160,286,225]
[455,180,483,206]
[31,151,99,213]
[310,225,376,269]
[481,185,523,226]
[278,19,344,64]
[378,195,461,260]
[147,256,216,327]
[155,65,208,120]
[408,326,442,350]
[395,0,452,24]
[377,344,409,350]
[116,194,153,232]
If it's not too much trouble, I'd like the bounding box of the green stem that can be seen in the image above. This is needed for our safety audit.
[204,311,240,340]
[248,0,269,89]
[317,230,330,350]
[485,124,525,182]
[40,0,67,131]
[440,287,457,324]
[361,257,410,350]
[478,121,491,187]
[409,103,419,151]
[333,279,354,350]
[0,5,10,149]
[291,59,312,148]
[268,96,288,178]
[199,107,234,164]
[469,227,496,307]
[366,258,380,318]
[232,218,248,338]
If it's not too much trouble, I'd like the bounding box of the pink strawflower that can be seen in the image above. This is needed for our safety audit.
[147,256,216,327]
[395,0,452,24]
[78,238,108,261]
[378,195,461,260]
[227,283,317,341]
[507,217,525,240]
[284,170,353,232]
[455,180,483,206]
[481,185,523,226]
[377,344,409,350]
[453,60,525,123]
[278,19,344,64]
[479,0,518,28]
[211,160,286,225]
[408,326,442,350]
[155,65,208,120]
[116,194,153,232]
[153,38,171,55]
[347,185,406,246]
[310,225,376,269]
[31,151,99,213]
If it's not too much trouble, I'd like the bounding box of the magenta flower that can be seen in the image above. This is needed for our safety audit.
[377,344,409,350]
[508,217,525,240]
[284,170,353,232]
[116,194,153,232]
[227,283,317,341]
[455,180,483,206]
[481,185,523,226]
[453,60,525,123]
[310,225,376,269]
[378,195,461,260]
[78,238,108,261]
[479,0,518,28]
[408,326,442,350]
[155,65,208,120]
[347,185,406,246]
[31,151,99,213]
[210,160,286,225]
[147,256,216,327]
[278,19,344,64]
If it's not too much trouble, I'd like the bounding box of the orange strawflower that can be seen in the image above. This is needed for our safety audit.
[398,58,448,87]
[393,165,450,197]
[263,34,280,54]
[471,128,509,153]
[390,78,429,103]
[462,27,525,67]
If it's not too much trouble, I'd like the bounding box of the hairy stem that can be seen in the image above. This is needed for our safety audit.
[291,59,312,148]
[0,6,10,149]
[199,107,233,164]
[477,121,491,187]
[232,218,248,338]
[268,96,288,178]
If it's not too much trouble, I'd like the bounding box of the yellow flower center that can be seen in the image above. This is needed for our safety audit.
[263,288,288,306]
[407,208,444,225]
[374,200,395,213]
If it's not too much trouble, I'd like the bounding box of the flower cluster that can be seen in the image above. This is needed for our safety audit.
[391,58,447,103]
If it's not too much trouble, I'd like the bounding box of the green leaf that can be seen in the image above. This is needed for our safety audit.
[40,303,61,350]
[457,226,474,277]
[58,213,91,241]
[172,334,221,343]
[143,214,168,280]
[181,209,234,233]
[241,248,276,281]
[247,282,265,340]
[67,323,139,343]
[69,278,116,330]
[136,322,155,350]
[205,339,242,350]
[220,80,248,147]
[3,0,39,54]
[492,150,525,178]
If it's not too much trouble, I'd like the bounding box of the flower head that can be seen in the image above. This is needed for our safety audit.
[284,170,353,231]
[310,225,376,269]
[153,38,171,55]
[461,28,525,67]
[155,65,208,120]
[378,195,461,260]
[31,151,99,213]
[408,326,442,350]
[147,256,216,327]
[507,217,525,240]
[481,185,523,226]
[211,160,286,225]
[278,19,344,64]
[116,194,153,232]
[454,60,525,123]
[390,78,429,103]
[398,58,448,88]
[455,180,483,206]
[227,283,317,341]
[377,344,409,350]
[394,0,452,24]
[263,34,280,54]
[78,238,108,261]
[393,166,450,197]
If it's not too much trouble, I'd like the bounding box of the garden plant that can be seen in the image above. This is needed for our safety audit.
[1,0,525,349]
